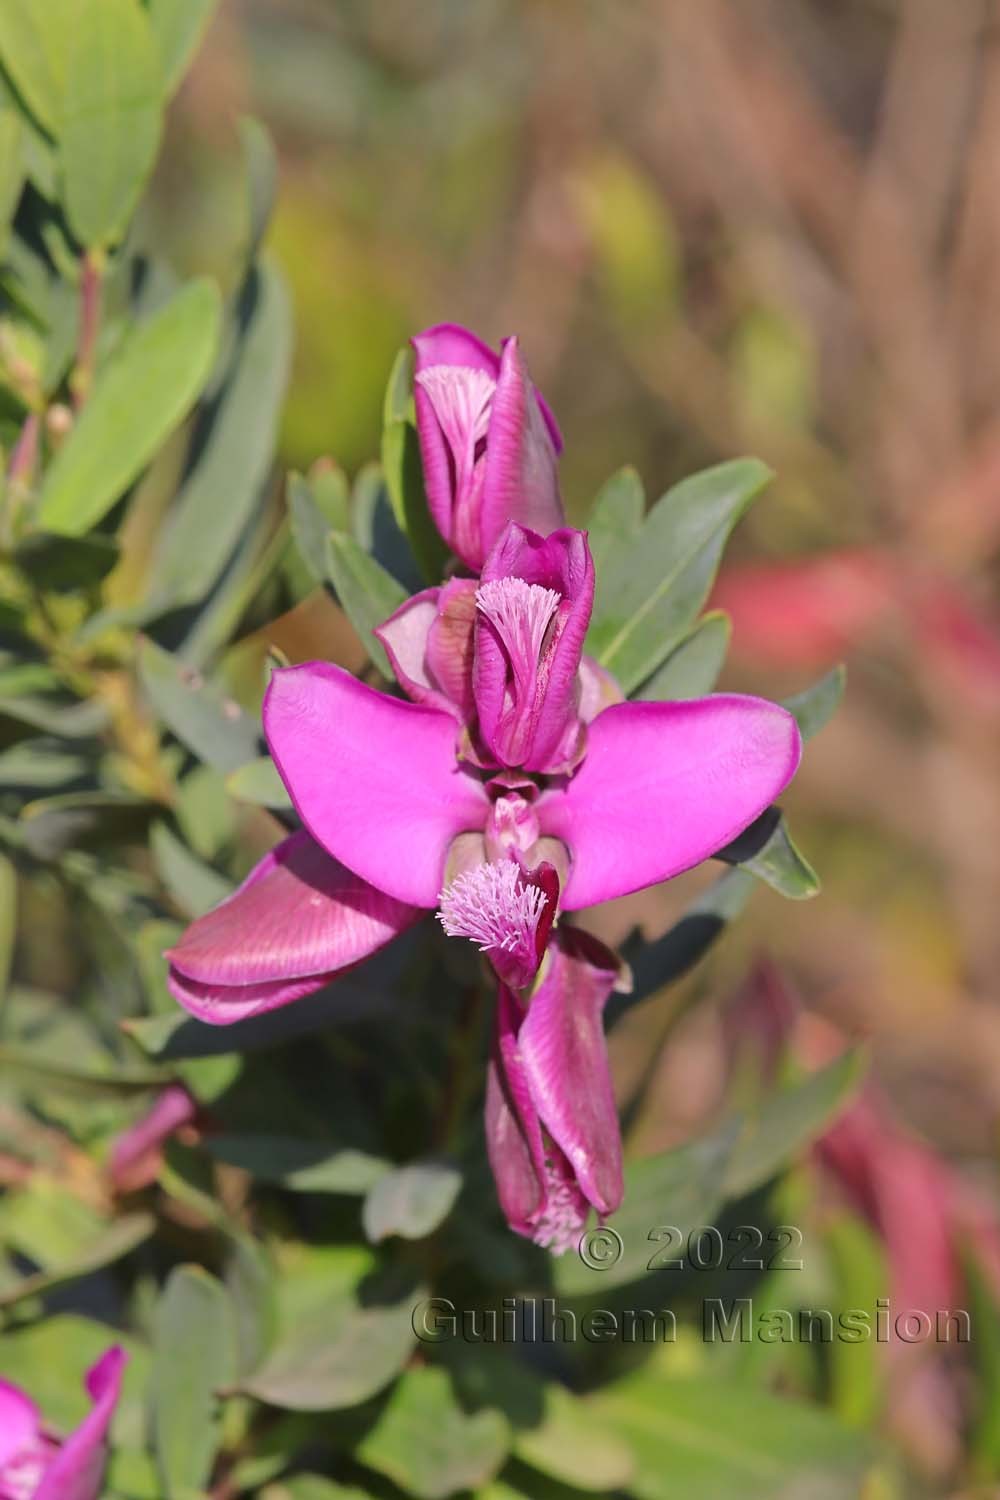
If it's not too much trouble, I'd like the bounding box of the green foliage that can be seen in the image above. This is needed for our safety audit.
[587,457,772,692]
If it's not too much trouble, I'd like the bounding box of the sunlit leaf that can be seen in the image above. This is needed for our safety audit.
[146,0,218,94]
[37,278,220,535]
[588,459,770,693]
[637,612,731,700]
[0,0,74,134]
[60,0,162,248]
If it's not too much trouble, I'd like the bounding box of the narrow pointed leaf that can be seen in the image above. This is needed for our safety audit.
[324,530,408,679]
[717,807,819,899]
[782,664,846,740]
[722,1048,867,1198]
[637,611,731,700]
[153,263,292,606]
[139,638,261,771]
[588,459,770,692]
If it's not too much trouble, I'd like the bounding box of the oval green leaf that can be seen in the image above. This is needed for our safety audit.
[37,278,220,535]
[60,0,163,247]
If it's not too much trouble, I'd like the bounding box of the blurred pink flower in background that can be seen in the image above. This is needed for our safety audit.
[108,1083,199,1193]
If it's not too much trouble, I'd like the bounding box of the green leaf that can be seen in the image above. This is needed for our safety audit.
[0,1041,164,1095]
[288,467,351,583]
[593,1374,875,1499]
[151,819,233,918]
[554,1126,735,1296]
[363,1161,462,1242]
[225,755,291,809]
[0,108,24,255]
[60,0,162,248]
[325,530,408,678]
[356,1366,509,1500]
[241,1286,418,1412]
[381,348,449,583]
[824,1213,887,1429]
[587,465,645,581]
[146,0,218,94]
[37,278,220,535]
[782,664,846,741]
[241,113,277,258]
[513,1385,635,1492]
[0,1208,153,1308]
[151,1265,238,1497]
[588,459,770,693]
[0,0,73,134]
[14,530,119,592]
[609,868,753,1026]
[722,1048,866,1199]
[717,808,820,900]
[637,612,731,700]
[206,1134,390,1195]
[152,262,292,607]
[18,790,155,858]
[0,740,88,788]
[139,638,260,771]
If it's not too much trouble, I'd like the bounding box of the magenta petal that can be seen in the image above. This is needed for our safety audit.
[374,589,443,705]
[375,580,478,721]
[413,325,499,566]
[264,664,489,906]
[167,966,341,1025]
[35,1347,127,1500]
[109,1083,197,1188]
[479,339,564,560]
[475,526,594,772]
[485,986,549,1236]
[413,322,500,377]
[539,695,802,909]
[166,831,423,1024]
[519,928,623,1215]
[0,1381,40,1465]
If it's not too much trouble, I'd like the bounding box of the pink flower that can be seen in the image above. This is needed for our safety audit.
[167,521,800,1246]
[486,927,623,1251]
[0,1348,126,1500]
[108,1083,199,1192]
[412,324,565,569]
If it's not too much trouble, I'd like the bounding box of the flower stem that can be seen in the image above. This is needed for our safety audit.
[72,249,105,410]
